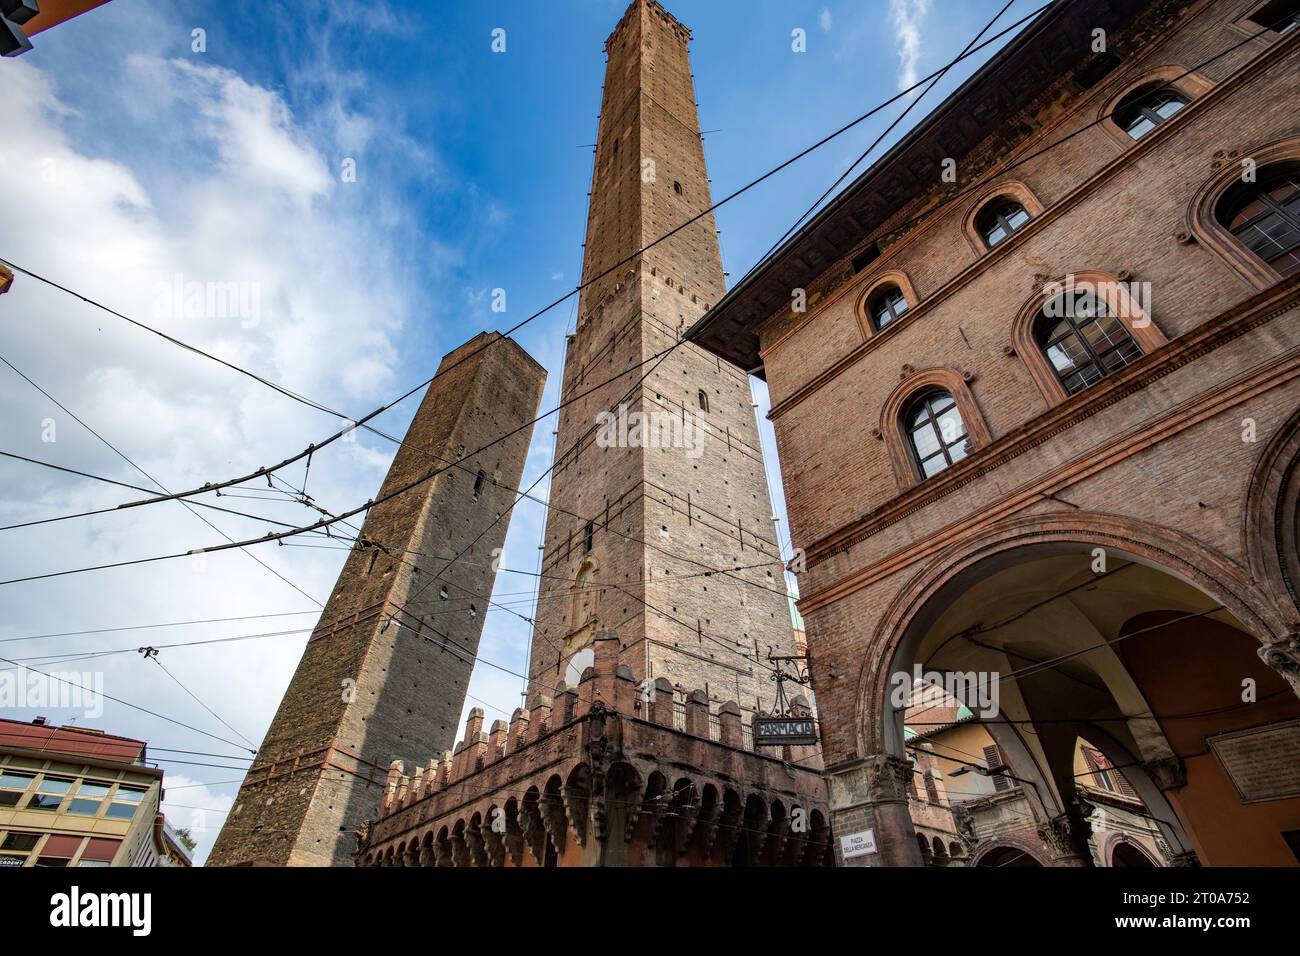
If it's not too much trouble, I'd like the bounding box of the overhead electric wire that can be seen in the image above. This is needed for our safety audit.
[715,12,1290,321]
[10,4,1273,768]
[753,0,1019,268]
[0,655,257,754]
[147,655,259,751]
[0,2,1055,522]
[370,3,1043,680]
[0,449,348,533]
[0,6,1071,612]
[0,353,324,608]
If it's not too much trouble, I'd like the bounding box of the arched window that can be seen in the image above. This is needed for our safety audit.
[905,390,970,479]
[1113,87,1187,140]
[1218,167,1300,277]
[975,199,1031,249]
[867,284,909,331]
[697,389,709,412]
[472,470,485,500]
[1036,290,1143,395]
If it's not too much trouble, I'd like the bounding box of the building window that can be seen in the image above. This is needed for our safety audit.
[28,776,73,812]
[0,771,34,808]
[1036,291,1143,395]
[1246,0,1300,35]
[976,200,1031,248]
[103,786,147,821]
[473,470,486,500]
[673,180,683,195]
[1114,87,1187,140]
[905,390,970,479]
[868,284,909,331]
[583,520,594,555]
[1219,168,1300,278]
[697,389,709,412]
[66,782,112,817]
[983,744,1013,792]
[0,831,40,865]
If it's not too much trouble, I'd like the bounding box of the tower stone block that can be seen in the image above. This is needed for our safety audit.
[208,332,545,866]
[528,0,801,717]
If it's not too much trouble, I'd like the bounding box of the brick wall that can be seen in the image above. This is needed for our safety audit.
[528,0,800,719]
[207,332,545,866]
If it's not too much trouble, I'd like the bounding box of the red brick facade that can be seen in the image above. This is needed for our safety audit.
[692,0,1300,865]
[356,634,829,867]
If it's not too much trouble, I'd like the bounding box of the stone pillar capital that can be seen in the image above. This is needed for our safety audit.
[1258,634,1300,697]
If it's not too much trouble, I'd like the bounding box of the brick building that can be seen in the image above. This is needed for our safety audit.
[353,0,831,868]
[207,332,546,866]
[525,0,802,716]
[1,0,113,56]
[691,0,1300,865]
[356,634,829,867]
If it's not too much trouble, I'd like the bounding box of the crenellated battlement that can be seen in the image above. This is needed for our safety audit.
[605,0,691,53]
[358,633,829,867]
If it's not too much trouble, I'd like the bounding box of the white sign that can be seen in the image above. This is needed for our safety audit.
[840,829,876,859]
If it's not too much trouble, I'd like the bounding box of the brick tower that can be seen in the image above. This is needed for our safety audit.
[528,0,798,715]
[208,332,545,866]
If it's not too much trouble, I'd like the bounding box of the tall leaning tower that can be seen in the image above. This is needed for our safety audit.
[528,0,798,714]
[209,333,545,866]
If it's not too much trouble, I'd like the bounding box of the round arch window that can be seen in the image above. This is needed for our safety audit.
[1114,87,1187,140]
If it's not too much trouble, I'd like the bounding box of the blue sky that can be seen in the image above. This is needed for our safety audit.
[0,0,1033,862]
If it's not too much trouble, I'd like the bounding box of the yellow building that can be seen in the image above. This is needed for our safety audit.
[0,717,167,868]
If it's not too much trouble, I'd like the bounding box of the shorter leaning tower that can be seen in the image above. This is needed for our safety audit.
[208,332,545,866]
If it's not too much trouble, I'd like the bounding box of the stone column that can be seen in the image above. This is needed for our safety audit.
[826,754,924,867]
[1037,810,1094,867]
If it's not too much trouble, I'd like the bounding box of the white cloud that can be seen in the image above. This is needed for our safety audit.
[889,0,933,90]
[819,8,833,33]
[0,6,456,854]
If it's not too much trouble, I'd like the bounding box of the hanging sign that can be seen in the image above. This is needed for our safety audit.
[753,715,819,746]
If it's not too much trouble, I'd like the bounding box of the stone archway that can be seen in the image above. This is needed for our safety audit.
[1244,405,1300,620]
[1110,839,1158,868]
[862,511,1286,760]
[973,841,1046,867]
[854,511,1300,867]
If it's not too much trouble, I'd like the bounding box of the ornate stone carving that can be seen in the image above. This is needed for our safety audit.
[1258,634,1300,697]
[1037,813,1087,861]
[353,820,371,853]
[1144,754,1188,791]
[863,754,914,804]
